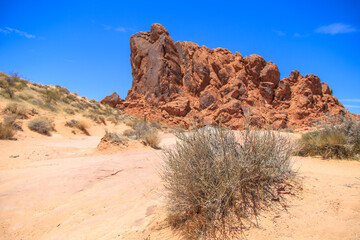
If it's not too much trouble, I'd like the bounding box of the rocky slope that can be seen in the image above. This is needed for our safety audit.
[107,23,348,129]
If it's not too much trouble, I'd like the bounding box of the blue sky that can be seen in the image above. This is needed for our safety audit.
[0,0,359,114]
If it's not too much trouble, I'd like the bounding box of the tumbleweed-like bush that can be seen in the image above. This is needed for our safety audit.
[28,117,55,136]
[161,126,295,239]
[298,115,360,159]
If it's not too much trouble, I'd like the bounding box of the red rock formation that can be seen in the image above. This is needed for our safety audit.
[117,23,349,129]
[100,92,123,108]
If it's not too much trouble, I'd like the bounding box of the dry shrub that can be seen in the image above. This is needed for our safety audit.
[4,115,22,131]
[144,130,161,149]
[132,119,161,148]
[0,123,15,139]
[298,115,360,159]
[103,130,125,145]
[161,126,295,239]
[28,117,55,136]
[150,121,162,129]
[65,119,90,135]
[122,128,135,137]
[64,108,75,115]
[3,103,28,119]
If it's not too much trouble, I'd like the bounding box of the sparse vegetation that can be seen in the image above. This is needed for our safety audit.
[131,119,161,148]
[161,126,295,239]
[103,130,126,144]
[65,119,90,135]
[144,130,161,149]
[0,122,15,139]
[297,115,360,160]
[3,103,29,119]
[122,128,135,137]
[28,117,55,136]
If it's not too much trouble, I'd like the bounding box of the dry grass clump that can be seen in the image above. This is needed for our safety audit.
[161,126,295,239]
[103,130,126,145]
[3,103,29,119]
[0,123,15,139]
[132,119,161,148]
[122,128,135,137]
[144,130,161,149]
[28,117,55,136]
[297,115,360,160]
[3,115,23,131]
[65,119,90,135]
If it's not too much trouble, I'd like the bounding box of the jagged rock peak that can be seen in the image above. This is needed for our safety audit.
[116,24,348,129]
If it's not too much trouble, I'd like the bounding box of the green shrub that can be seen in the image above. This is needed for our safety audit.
[161,126,295,239]
[28,117,55,136]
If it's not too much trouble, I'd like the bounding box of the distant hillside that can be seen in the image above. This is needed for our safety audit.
[0,72,134,139]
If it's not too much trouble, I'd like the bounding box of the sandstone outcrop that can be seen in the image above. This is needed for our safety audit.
[100,92,123,108]
[111,23,349,129]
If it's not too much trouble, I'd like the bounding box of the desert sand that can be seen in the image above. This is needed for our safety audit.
[0,130,359,240]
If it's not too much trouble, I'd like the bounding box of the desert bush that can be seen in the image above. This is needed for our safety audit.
[0,123,15,139]
[3,115,22,131]
[42,89,60,104]
[122,128,135,137]
[150,121,162,129]
[108,115,120,125]
[55,85,70,95]
[64,108,75,115]
[161,126,295,239]
[28,117,55,136]
[103,130,125,144]
[65,119,90,135]
[3,103,28,119]
[18,92,34,101]
[39,102,57,112]
[298,115,360,159]
[144,130,161,149]
[133,119,150,139]
[84,114,106,125]
[71,102,85,110]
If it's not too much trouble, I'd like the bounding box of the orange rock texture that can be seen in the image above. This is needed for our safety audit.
[107,23,349,129]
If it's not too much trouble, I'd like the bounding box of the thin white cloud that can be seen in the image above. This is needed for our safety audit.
[0,27,36,39]
[294,33,310,38]
[315,23,357,35]
[273,30,286,36]
[102,24,127,33]
[340,99,360,102]
[344,104,360,109]
[115,27,126,32]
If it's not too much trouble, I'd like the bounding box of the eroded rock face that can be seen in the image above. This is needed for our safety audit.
[117,23,349,129]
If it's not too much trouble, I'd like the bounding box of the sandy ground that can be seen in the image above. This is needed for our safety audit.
[0,133,359,240]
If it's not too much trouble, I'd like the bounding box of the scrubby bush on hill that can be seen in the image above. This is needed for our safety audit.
[161,126,295,239]
[298,115,360,160]
[65,119,90,135]
[28,117,55,136]
[3,103,29,119]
